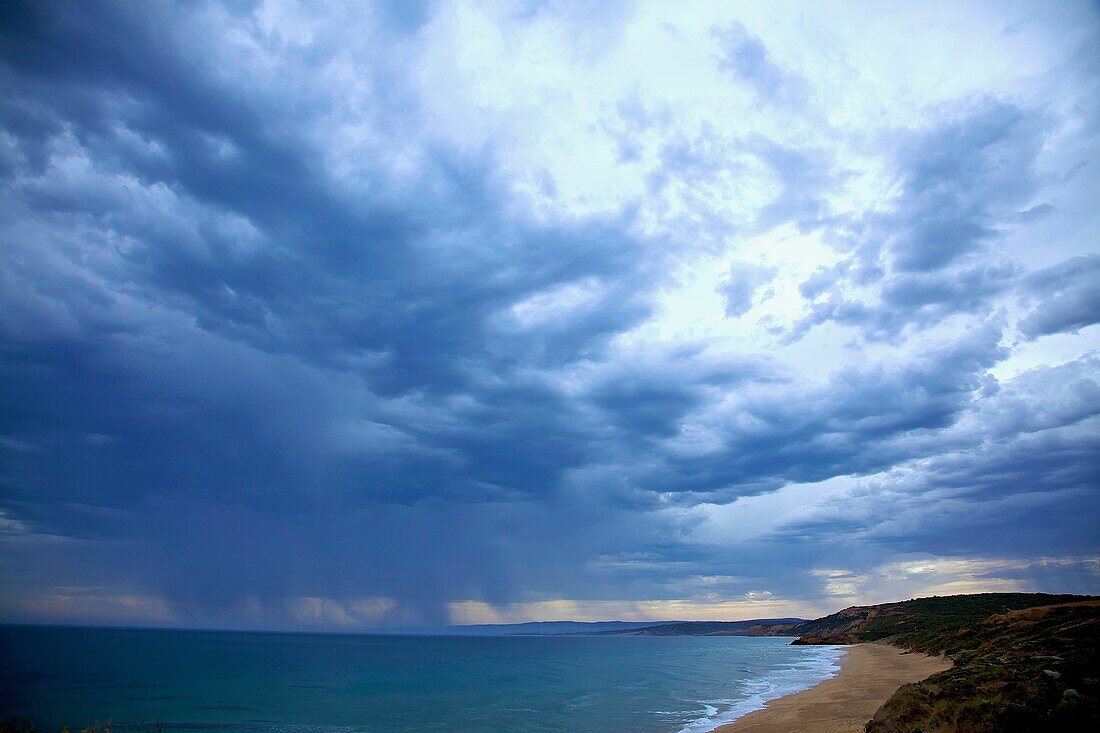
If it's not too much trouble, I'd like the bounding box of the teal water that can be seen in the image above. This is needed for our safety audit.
[0,626,844,733]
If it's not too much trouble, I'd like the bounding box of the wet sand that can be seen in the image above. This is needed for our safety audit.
[715,643,951,733]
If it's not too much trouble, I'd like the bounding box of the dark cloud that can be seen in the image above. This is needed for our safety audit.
[0,0,663,624]
[0,2,1097,627]
[718,262,777,317]
[641,320,1009,500]
[772,357,1100,557]
[713,22,807,107]
[791,261,1019,342]
[647,130,834,242]
[889,103,1041,273]
[1018,254,1100,339]
[791,101,1044,343]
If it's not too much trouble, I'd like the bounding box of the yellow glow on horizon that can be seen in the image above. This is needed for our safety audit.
[446,596,815,625]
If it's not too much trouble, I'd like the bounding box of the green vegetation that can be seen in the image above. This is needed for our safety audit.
[622,592,1100,731]
[867,600,1099,732]
[787,592,1090,648]
[604,594,1093,642]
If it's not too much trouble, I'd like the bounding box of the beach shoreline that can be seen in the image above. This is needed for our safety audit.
[714,643,952,733]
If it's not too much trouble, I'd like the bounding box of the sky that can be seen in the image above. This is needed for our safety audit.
[0,0,1098,631]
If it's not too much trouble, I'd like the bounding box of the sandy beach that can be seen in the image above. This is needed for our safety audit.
[716,643,951,733]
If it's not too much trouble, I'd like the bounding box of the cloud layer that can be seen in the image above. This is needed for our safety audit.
[1,0,1098,629]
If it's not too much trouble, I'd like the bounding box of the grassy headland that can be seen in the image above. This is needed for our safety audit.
[607,591,1100,731]
[863,599,1099,732]
[770,593,1099,731]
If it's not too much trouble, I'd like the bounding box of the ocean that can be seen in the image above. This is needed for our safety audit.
[0,626,844,733]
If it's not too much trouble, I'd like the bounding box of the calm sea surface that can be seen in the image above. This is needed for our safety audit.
[0,626,844,733]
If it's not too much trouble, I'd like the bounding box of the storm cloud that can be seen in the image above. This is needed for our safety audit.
[1,1,1098,629]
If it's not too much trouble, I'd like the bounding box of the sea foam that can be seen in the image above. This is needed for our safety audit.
[677,644,846,733]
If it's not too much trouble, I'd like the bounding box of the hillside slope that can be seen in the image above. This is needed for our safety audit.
[866,600,1099,732]
[597,592,1100,729]
[787,592,1089,647]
